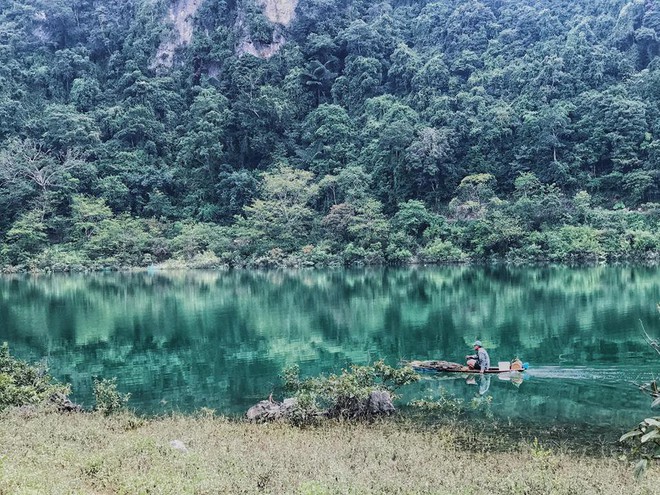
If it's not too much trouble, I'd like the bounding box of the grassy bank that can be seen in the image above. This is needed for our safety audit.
[0,409,656,495]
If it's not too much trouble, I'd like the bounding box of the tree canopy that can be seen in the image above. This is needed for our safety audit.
[0,0,658,269]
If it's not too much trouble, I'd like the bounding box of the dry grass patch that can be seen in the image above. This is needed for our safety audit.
[0,410,656,494]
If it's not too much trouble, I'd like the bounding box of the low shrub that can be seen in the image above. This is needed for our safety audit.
[420,238,468,263]
[93,377,130,416]
[0,343,69,411]
[33,246,91,272]
[620,417,660,478]
[546,225,605,261]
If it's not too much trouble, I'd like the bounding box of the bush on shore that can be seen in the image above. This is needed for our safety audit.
[280,361,419,423]
[0,343,69,411]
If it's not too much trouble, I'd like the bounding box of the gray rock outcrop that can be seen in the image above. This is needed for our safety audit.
[367,390,395,415]
[246,397,298,421]
[247,390,396,422]
[49,392,83,413]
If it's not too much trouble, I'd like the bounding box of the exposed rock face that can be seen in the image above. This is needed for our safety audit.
[236,0,299,59]
[154,0,299,66]
[246,398,298,421]
[236,29,288,59]
[153,0,204,68]
[257,0,299,26]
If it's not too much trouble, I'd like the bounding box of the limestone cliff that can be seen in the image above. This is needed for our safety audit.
[153,0,203,69]
[153,0,299,67]
[257,0,298,27]
[236,0,299,59]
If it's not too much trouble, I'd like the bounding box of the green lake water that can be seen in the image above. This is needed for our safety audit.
[0,266,658,429]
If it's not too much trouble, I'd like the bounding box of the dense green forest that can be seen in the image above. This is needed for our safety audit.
[0,0,658,270]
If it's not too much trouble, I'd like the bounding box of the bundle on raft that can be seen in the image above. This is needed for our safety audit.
[407,360,527,374]
[407,360,465,372]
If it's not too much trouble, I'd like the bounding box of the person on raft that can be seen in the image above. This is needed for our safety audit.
[466,340,490,373]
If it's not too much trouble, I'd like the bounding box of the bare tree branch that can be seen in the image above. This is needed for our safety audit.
[0,138,79,194]
[640,318,660,357]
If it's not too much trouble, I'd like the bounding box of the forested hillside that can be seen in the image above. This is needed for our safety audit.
[0,0,658,269]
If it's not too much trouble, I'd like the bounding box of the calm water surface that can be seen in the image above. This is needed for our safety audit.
[0,266,658,429]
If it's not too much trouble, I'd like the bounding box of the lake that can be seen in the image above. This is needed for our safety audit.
[1,266,658,430]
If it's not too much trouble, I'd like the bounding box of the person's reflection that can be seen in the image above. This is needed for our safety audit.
[478,374,491,395]
[465,374,491,395]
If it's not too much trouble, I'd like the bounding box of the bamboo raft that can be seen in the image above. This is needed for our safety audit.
[407,360,526,374]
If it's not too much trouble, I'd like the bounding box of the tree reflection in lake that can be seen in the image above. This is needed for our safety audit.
[0,265,658,427]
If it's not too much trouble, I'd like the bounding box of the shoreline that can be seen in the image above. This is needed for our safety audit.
[2,257,659,275]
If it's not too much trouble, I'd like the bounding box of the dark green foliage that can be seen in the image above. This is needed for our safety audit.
[0,343,68,411]
[93,377,130,416]
[2,211,48,265]
[0,0,659,270]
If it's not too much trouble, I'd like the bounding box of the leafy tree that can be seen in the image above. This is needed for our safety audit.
[333,56,383,112]
[0,138,81,217]
[215,168,260,221]
[177,88,232,217]
[71,194,113,241]
[169,222,231,261]
[84,214,153,266]
[322,202,356,244]
[573,90,648,181]
[237,166,319,254]
[40,104,101,152]
[466,210,527,257]
[405,126,458,205]
[302,59,338,104]
[70,77,101,112]
[338,19,383,58]
[388,43,420,95]
[444,1,497,54]
[517,103,573,184]
[547,225,606,261]
[391,200,438,244]
[2,210,48,265]
[449,173,497,220]
[511,172,566,229]
[345,198,390,249]
[300,104,357,175]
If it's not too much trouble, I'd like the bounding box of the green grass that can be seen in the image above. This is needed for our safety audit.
[0,408,656,495]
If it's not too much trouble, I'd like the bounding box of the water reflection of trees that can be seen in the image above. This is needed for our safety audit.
[0,266,658,413]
